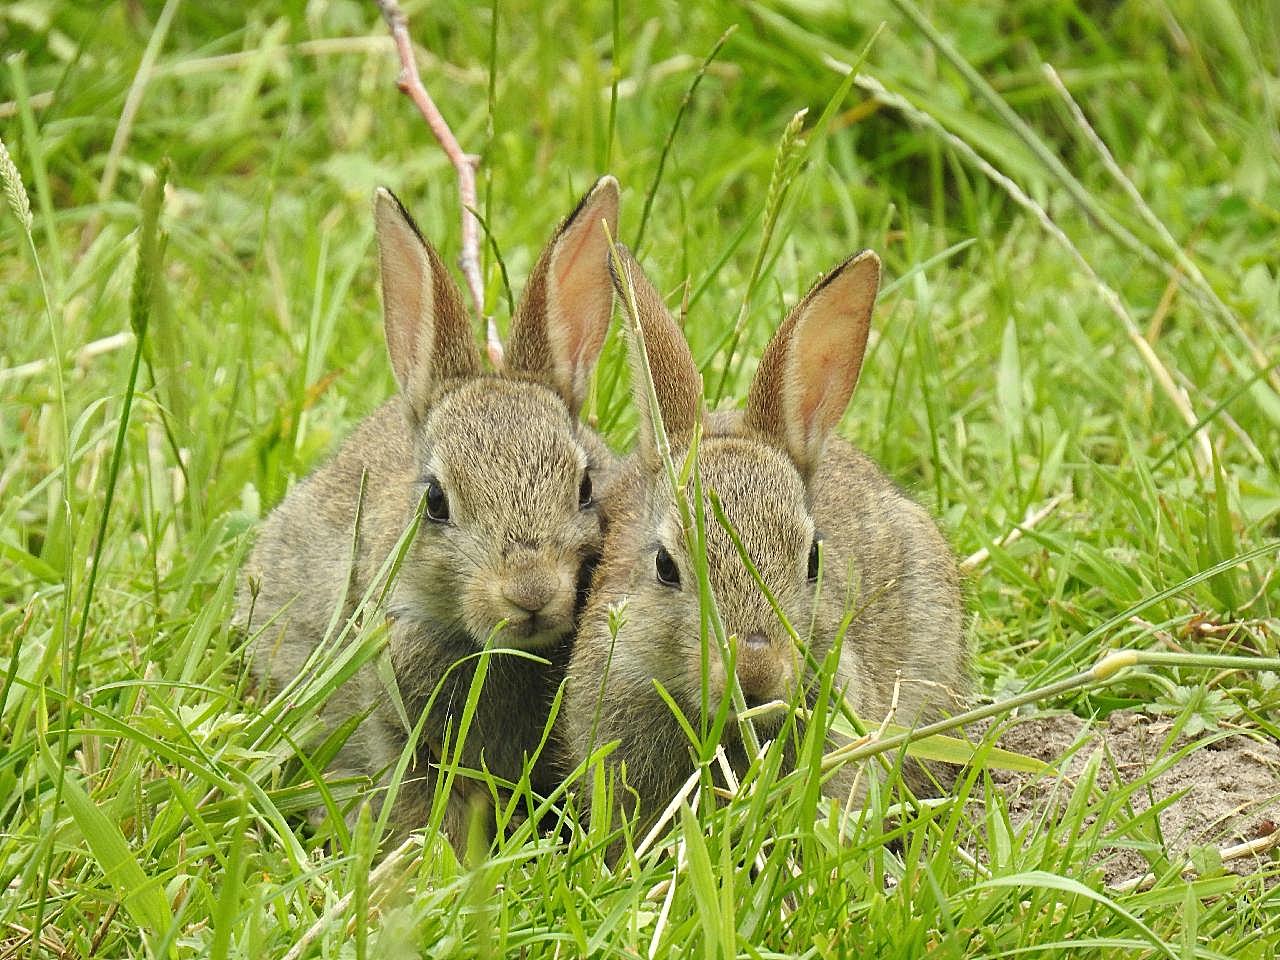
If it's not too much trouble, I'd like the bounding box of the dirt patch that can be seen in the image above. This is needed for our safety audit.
[982,711,1280,886]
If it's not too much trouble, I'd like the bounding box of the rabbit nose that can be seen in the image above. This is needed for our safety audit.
[502,572,556,613]
[735,638,785,705]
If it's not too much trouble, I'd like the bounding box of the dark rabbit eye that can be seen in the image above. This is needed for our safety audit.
[425,477,450,523]
[807,538,822,583]
[578,471,594,509]
[655,546,681,588]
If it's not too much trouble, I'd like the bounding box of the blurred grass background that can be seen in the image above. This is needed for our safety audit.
[1,0,1278,955]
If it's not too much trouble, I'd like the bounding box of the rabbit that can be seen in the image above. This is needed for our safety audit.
[236,176,621,850]
[561,245,967,840]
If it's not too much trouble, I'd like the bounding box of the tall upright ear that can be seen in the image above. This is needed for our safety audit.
[610,245,701,472]
[374,188,481,421]
[505,175,620,414]
[744,250,880,477]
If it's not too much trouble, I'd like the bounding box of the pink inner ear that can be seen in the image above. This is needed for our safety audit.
[795,352,830,430]
[553,245,607,365]
[385,282,423,384]
[549,205,615,373]
[377,206,432,390]
[553,221,595,287]
[789,253,877,450]
[793,325,863,442]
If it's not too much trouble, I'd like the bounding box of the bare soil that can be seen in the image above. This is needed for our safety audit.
[982,711,1280,885]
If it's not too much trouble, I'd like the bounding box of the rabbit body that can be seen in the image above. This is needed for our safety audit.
[562,248,966,832]
[238,179,620,847]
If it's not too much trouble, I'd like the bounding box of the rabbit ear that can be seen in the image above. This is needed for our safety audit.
[744,250,880,476]
[374,188,481,420]
[610,245,701,471]
[506,175,620,414]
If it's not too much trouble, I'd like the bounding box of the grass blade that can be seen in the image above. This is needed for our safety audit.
[38,744,175,946]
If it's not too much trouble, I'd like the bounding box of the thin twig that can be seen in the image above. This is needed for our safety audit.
[1243,566,1277,612]
[951,842,993,881]
[961,489,1071,573]
[836,677,903,823]
[86,902,120,958]
[374,0,500,366]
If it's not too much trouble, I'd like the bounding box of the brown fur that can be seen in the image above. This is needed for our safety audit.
[237,177,621,851]
[561,247,967,838]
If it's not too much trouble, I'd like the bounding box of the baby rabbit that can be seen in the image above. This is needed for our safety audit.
[238,177,620,849]
[562,246,966,838]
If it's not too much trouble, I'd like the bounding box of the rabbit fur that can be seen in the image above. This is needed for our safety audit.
[236,177,621,849]
[561,245,967,837]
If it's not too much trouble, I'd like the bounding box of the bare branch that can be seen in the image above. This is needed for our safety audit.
[374,0,502,367]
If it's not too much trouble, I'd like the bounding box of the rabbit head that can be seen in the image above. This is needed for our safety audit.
[373,178,620,651]
[572,246,880,739]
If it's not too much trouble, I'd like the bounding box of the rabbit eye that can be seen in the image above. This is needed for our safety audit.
[578,471,594,509]
[425,477,450,523]
[807,538,822,583]
[655,546,681,588]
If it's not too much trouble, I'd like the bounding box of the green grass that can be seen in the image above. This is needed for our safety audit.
[2,0,1279,956]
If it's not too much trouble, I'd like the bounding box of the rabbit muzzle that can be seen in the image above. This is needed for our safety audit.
[483,546,578,649]
[501,572,556,613]
[735,645,791,702]
[720,632,797,732]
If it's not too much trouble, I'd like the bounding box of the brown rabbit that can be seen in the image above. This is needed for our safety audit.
[561,246,966,838]
[237,177,620,849]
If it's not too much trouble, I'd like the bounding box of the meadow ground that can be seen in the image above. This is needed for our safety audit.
[1,1,1278,956]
